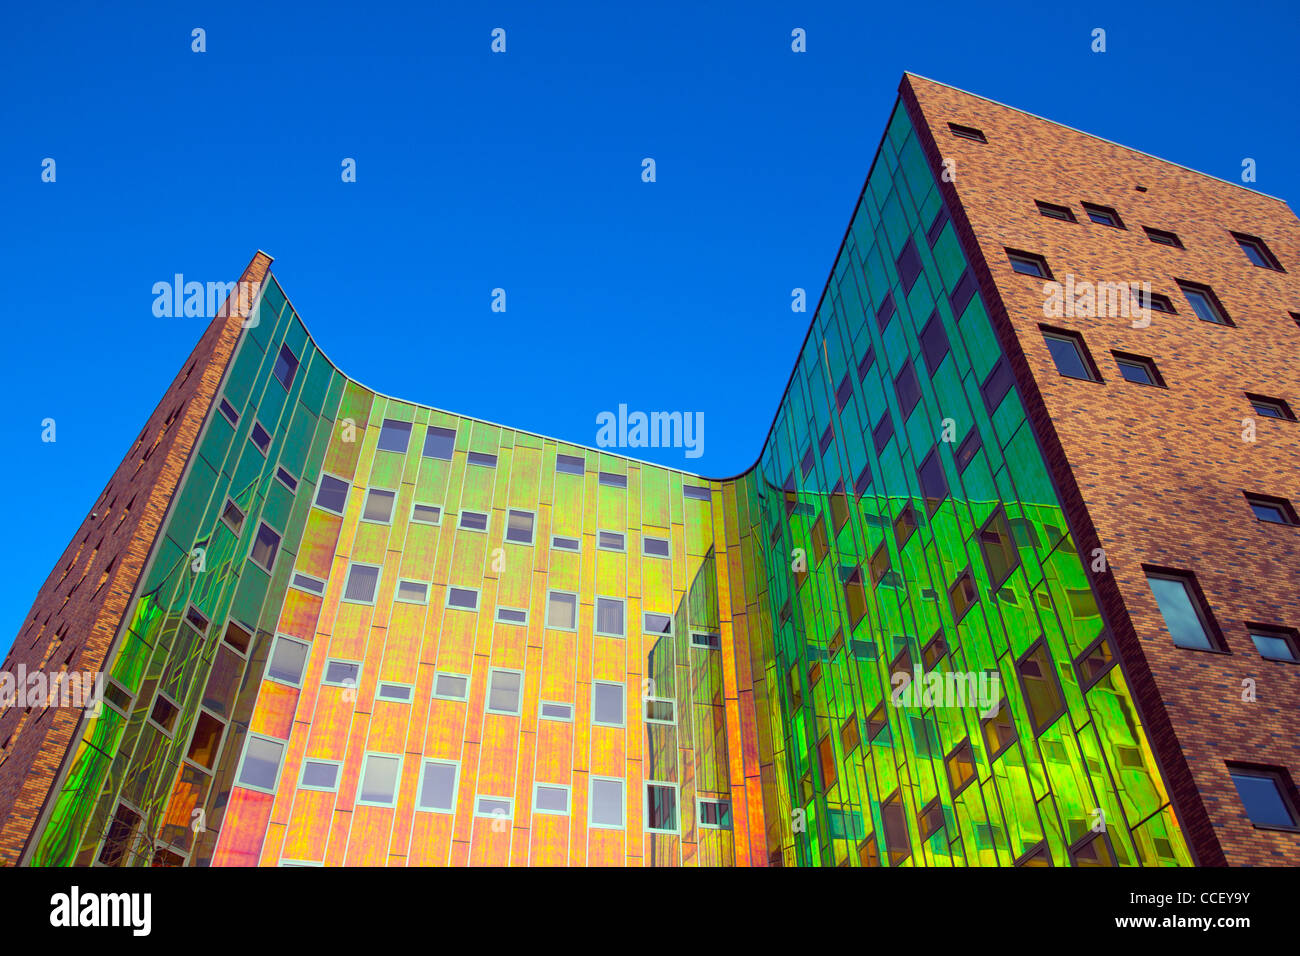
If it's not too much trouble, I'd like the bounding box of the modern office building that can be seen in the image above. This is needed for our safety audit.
[2,73,1297,867]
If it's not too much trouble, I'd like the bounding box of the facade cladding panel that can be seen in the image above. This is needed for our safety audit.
[1,74,1294,866]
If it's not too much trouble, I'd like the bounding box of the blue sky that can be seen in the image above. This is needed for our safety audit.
[1,0,1297,653]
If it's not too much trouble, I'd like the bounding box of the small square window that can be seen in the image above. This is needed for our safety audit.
[1070,831,1116,866]
[459,510,489,532]
[1227,765,1298,829]
[698,798,732,830]
[643,536,670,557]
[1035,200,1076,222]
[1246,625,1299,663]
[1041,327,1100,382]
[274,467,298,492]
[220,499,245,535]
[1177,280,1232,325]
[1143,226,1183,248]
[486,668,522,715]
[411,502,442,524]
[590,777,625,829]
[250,421,272,454]
[467,451,497,468]
[422,425,456,460]
[547,590,578,630]
[595,596,625,637]
[533,783,571,816]
[314,474,349,515]
[646,782,679,833]
[592,681,625,727]
[223,621,252,655]
[432,672,468,701]
[1112,351,1164,387]
[1145,567,1222,651]
[395,579,429,604]
[645,697,676,723]
[894,364,922,418]
[1231,232,1283,271]
[267,634,310,686]
[598,472,627,489]
[947,122,986,143]
[1244,492,1298,526]
[896,238,922,294]
[505,509,535,544]
[218,397,239,426]
[272,345,299,390]
[918,449,949,516]
[250,523,281,572]
[236,735,285,793]
[299,759,342,792]
[555,453,585,475]
[446,587,479,611]
[1006,248,1051,279]
[1245,393,1296,421]
[343,563,381,603]
[1082,202,1124,228]
[377,419,412,454]
[552,535,580,552]
[597,530,625,551]
[417,760,459,813]
[323,659,361,687]
[358,753,402,807]
[362,487,397,523]
[643,612,673,636]
[149,694,179,733]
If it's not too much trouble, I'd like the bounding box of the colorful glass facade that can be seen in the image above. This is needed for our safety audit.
[14,93,1196,868]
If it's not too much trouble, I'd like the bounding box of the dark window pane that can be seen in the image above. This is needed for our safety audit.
[316,474,349,513]
[423,426,456,460]
[1229,770,1296,828]
[377,419,412,454]
[896,239,922,293]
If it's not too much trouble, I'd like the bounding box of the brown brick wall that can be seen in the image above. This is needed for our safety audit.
[0,251,272,865]
[903,74,1300,865]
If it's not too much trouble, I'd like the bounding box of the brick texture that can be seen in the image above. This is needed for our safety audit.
[0,252,272,865]
[903,74,1300,865]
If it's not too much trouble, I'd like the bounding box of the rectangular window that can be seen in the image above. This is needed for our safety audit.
[1143,226,1183,248]
[1134,289,1176,314]
[872,411,894,454]
[188,714,226,770]
[422,425,456,460]
[1041,327,1100,381]
[220,499,245,535]
[533,783,571,815]
[272,344,299,389]
[683,485,712,501]
[376,682,413,703]
[250,523,281,572]
[1244,492,1299,525]
[643,536,670,557]
[395,579,429,604]
[298,759,342,792]
[1247,624,1299,662]
[896,238,922,294]
[979,510,1020,590]
[592,681,625,727]
[589,777,625,829]
[376,419,412,454]
[475,796,513,818]
[223,621,252,655]
[645,697,676,723]
[486,668,523,715]
[445,586,479,611]
[643,612,672,636]
[267,634,310,686]
[274,467,298,492]
[949,570,978,623]
[834,373,853,412]
[432,672,469,701]
[597,529,625,551]
[954,427,981,472]
[496,606,528,625]
[893,503,918,550]
[362,487,396,523]
[857,344,876,380]
[540,700,573,721]
[547,590,578,629]
[314,474,349,515]
[417,760,459,813]
[854,464,872,497]
[1017,641,1065,734]
[1082,202,1124,228]
[818,422,834,455]
[250,421,272,454]
[459,510,488,532]
[551,535,580,551]
[467,451,497,468]
[918,448,949,516]
[505,509,535,544]
[358,753,402,807]
[1177,280,1231,325]
[1006,248,1051,278]
[411,502,442,524]
[1231,232,1283,271]
[595,596,625,637]
[1112,351,1164,387]
[343,562,381,603]
[691,631,721,649]
[926,206,949,246]
[149,694,179,733]
[646,782,679,833]
[218,397,239,425]
[919,312,950,375]
[800,445,815,478]
[555,453,585,475]
[1227,765,1298,829]
[876,292,896,331]
[1246,393,1296,421]
[894,364,921,417]
[981,358,1014,413]
[1035,200,1076,222]
[1145,568,1222,651]
[236,735,285,793]
[323,659,361,687]
[844,567,867,627]
[598,472,627,489]
[947,122,986,143]
[698,798,733,830]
